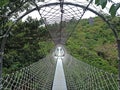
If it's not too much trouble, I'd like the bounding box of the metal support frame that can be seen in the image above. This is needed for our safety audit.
[117,39,120,90]
[59,0,64,44]
[0,50,3,89]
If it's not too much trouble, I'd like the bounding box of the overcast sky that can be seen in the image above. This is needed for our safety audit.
[22,0,120,21]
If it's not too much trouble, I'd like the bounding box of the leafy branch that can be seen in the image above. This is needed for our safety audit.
[88,0,120,17]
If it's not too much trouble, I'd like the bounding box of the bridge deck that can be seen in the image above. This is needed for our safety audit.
[52,58,67,90]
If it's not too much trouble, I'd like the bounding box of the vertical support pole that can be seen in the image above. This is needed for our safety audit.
[59,0,64,44]
[0,36,7,90]
[117,39,120,90]
[0,50,3,90]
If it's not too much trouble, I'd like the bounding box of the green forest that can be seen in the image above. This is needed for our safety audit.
[2,17,54,75]
[66,16,120,74]
[1,16,120,75]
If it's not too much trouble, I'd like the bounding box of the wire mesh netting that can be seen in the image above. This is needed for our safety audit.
[63,54,118,90]
[1,55,56,90]
[1,53,118,90]
[40,1,92,45]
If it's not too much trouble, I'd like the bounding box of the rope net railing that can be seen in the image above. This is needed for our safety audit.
[63,54,118,90]
[1,53,118,90]
[1,55,56,90]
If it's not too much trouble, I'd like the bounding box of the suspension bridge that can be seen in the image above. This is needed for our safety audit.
[0,0,120,90]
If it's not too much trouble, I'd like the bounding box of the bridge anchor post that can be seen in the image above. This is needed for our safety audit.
[117,39,120,90]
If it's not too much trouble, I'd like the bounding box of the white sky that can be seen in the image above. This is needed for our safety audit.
[22,0,120,21]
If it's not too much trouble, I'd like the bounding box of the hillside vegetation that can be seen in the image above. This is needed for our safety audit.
[66,16,120,74]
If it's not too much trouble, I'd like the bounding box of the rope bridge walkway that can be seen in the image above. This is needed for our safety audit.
[0,0,120,90]
[52,57,67,90]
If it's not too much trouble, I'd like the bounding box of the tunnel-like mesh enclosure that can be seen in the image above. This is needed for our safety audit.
[0,0,119,90]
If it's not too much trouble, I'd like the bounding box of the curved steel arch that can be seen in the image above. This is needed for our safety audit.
[17,2,118,38]
[0,1,120,88]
